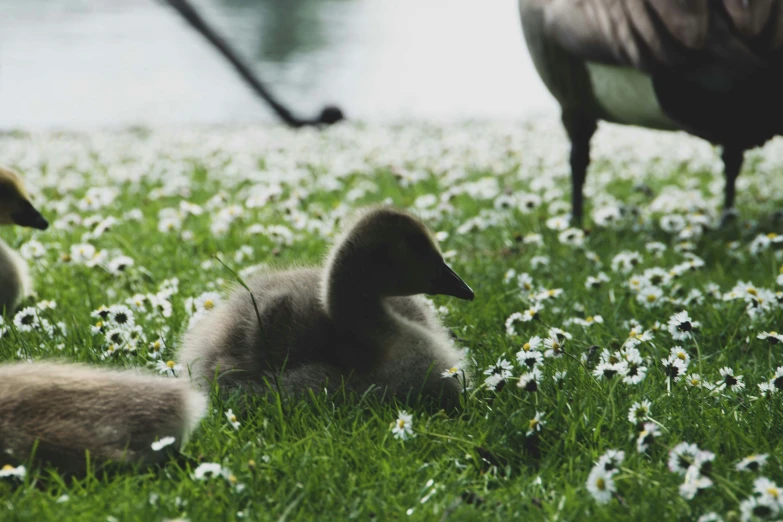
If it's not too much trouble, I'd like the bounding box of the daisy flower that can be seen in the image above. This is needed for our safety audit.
[596,449,625,472]
[679,465,713,500]
[739,496,779,521]
[636,422,661,453]
[769,367,783,391]
[517,349,543,369]
[716,367,744,392]
[628,400,652,424]
[148,338,166,359]
[593,361,628,380]
[758,331,783,345]
[637,285,664,308]
[483,358,513,390]
[194,291,221,313]
[0,464,26,480]
[543,332,567,358]
[391,411,414,440]
[754,477,783,506]
[586,466,616,504]
[517,368,542,392]
[441,365,462,379]
[225,409,240,431]
[516,272,534,292]
[107,304,135,330]
[736,454,769,473]
[155,360,182,377]
[667,311,696,341]
[684,373,711,389]
[661,355,688,381]
[193,462,224,480]
[13,307,39,333]
[585,272,610,290]
[670,346,691,366]
[526,411,545,436]
[669,442,700,475]
[151,437,176,452]
[622,356,647,385]
[505,308,538,336]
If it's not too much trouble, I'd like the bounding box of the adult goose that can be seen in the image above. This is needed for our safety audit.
[519,0,783,224]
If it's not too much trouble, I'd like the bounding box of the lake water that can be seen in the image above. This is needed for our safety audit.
[0,0,556,130]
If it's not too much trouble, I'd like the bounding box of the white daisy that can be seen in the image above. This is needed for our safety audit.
[391,411,414,440]
[586,466,616,505]
[225,409,240,431]
[151,437,176,451]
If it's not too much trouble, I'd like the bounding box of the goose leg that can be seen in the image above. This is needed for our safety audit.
[721,145,744,212]
[562,110,597,227]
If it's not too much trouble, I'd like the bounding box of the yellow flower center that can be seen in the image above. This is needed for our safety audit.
[768,233,778,239]
[596,478,606,491]
[204,299,215,310]
[166,360,176,369]
[228,474,238,485]
[230,415,237,423]
[448,367,458,374]
[529,418,538,430]
[771,332,778,336]
[2,464,13,471]
[397,420,406,428]
[586,316,594,322]
[523,343,531,351]
[646,294,656,302]
[747,288,758,296]
[768,487,780,498]
[676,352,686,360]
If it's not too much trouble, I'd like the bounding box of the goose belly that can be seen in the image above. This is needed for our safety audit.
[586,62,676,130]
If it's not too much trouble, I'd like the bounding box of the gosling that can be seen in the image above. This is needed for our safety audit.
[0,362,206,476]
[0,166,48,314]
[179,207,474,410]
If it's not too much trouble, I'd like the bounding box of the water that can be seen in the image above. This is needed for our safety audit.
[0,0,556,130]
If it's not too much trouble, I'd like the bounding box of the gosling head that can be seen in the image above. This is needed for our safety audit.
[0,166,48,230]
[330,207,474,301]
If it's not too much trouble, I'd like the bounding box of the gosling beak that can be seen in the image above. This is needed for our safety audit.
[431,262,474,301]
[11,200,49,230]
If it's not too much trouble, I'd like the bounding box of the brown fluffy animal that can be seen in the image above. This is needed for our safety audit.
[0,362,206,475]
[179,207,474,410]
[0,166,48,314]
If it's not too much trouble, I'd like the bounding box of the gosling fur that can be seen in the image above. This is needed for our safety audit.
[179,207,474,410]
[0,362,207,475]
[0,166,48,314]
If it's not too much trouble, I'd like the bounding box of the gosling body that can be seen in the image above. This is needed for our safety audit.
[0,362,206,475]
[180,207,474,409]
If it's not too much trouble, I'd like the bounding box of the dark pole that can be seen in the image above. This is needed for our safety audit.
[162,0,344,127]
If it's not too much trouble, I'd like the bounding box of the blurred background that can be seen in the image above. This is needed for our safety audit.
[0,0,556,130]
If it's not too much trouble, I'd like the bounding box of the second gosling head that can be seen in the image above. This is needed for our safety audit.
[0,166,48,230]
[326,207,474,301]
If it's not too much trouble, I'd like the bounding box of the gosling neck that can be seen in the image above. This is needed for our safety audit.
[323,251,391,331]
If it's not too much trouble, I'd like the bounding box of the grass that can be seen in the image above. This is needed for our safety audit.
[2,120,783,521]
